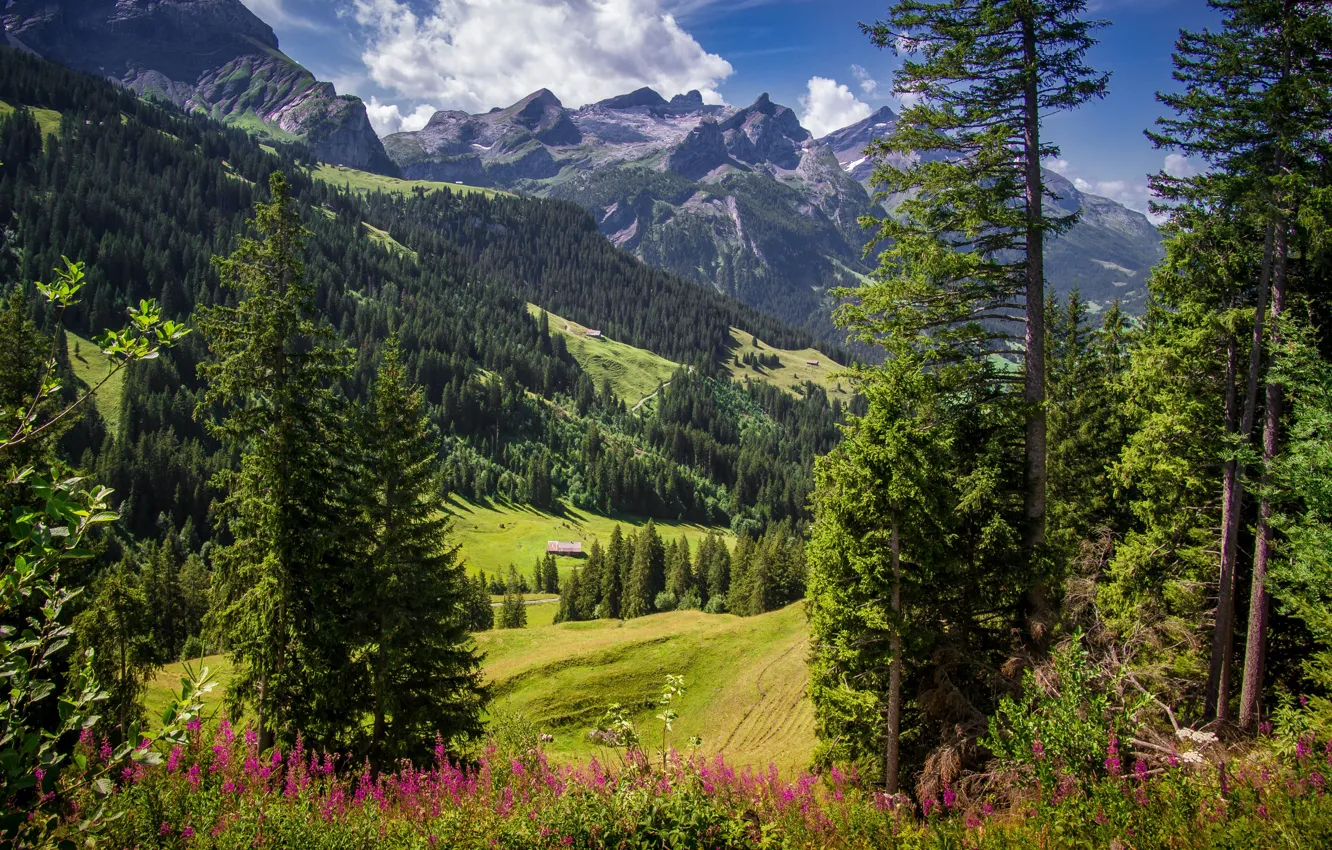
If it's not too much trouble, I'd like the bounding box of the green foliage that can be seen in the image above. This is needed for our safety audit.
[353,337,486,763]
[498,566,528,629]
[198,172,360,750]
[985,639,1140,793]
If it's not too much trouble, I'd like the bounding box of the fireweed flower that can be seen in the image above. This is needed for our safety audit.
[1134,759,1149,781]
[1105,734,1122,777]
[167,746,184,773]
[942,784,956,810]
[1297,738,1311,761]
[1032,738,1045,761]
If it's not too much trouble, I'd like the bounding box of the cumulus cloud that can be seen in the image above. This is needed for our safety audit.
[351,0,734,113]
[1045,158,1071,174]
[365,97,438,136]
[850,64,878,96]
[1163,153,1201,178]
[800,77,872,137]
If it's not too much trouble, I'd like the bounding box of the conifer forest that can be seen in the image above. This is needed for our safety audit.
[1,0,1331,847]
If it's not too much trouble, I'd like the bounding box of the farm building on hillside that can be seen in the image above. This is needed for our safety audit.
[585,329,603,338]
[806,359,819,366]
[547,541,583,555]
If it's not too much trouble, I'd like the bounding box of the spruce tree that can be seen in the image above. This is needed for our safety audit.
[808,343,954,791]
[197,172,356,751]
[1146,0,1332,726]
[860,0,1110,621]
[602,525,626,618]
[354,338,485,764]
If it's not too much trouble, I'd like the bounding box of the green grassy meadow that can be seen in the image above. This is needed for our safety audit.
[446,495,730,583]
[527,304,680,407]
[144,603,813,772]
[311,163,506,199]
[477,603,813,771]
[725,327,850,399]
[0,100,63,137]
[65,330,126,434]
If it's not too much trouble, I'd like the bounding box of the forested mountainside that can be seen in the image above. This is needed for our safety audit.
[0,0,394,173]
[383,87,1164,338]
[0,46,848,545]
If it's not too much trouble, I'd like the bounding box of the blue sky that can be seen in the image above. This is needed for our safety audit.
[242,0,1220,218]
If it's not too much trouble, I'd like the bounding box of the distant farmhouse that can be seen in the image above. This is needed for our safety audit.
[806,359,819,366]
[547,541,583,556]
[584,329,602,338]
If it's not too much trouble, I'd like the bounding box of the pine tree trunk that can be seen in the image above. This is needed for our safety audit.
[1205,223,1274,722]
[885,515,903,794]
[1021,14,1047,558]
[1240,221,1289,732]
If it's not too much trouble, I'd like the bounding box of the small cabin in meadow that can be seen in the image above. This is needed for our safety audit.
[585,329,603,338]
[547,541,583,556]
[806,359,820,366]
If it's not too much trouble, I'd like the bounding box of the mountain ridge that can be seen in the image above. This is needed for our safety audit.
[384,84,1162,337]
[0,0,395,173]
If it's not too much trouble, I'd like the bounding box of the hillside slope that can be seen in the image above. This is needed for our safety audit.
[1,0,393,173]
[476,604,814,772]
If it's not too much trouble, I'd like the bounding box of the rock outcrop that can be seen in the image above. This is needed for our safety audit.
[1,0,395,173]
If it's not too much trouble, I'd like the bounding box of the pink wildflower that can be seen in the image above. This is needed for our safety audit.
[167,746,183,773]
[160,822,172,836]
[1134,759,1149,781]
[187,763,202,790]
[1032,738,1045,761]
[182,826,195,840]
[1297,737,1311,761]
[1104,733,1122,777]
[943,784,956,810]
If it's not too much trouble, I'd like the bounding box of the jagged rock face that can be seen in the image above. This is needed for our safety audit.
[666,119,728,180]
[384,85,1163,338]
[2,0,395,173]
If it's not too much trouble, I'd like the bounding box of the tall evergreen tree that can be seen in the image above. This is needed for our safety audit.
[808,344,954,791]
[602,525,626,618]
[196,172,355,751]
[861,0,1110,586]
[623,521,665,619]
[354,338,485,764]
[1146,0,1332,726]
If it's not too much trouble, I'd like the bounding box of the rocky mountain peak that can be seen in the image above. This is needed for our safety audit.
[597,87,669,110]
[669,90,705,110]
[2,0,394,173]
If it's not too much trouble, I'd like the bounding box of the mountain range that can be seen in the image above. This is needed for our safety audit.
[4,0,1164,340]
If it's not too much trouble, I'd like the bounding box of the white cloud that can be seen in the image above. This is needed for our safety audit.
[850,64,878,96]
[365,97,438,135]
[1163,153,1200,178]
[352,0,734,113]
[238,0,328,31]
[1073,176,1167,223]
[1045,158,1071,174]
[800,76,872,137]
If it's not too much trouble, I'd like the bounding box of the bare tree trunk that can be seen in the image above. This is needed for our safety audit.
[1206,223,1275,722]
[885,515,903,794]
[1240,221,1289,732]
[1021,14,1047,558]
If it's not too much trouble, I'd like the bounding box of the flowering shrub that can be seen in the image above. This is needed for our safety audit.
[42,716,1332,849]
